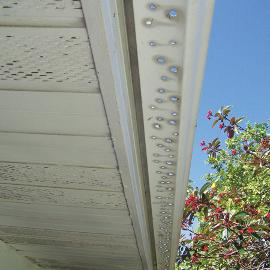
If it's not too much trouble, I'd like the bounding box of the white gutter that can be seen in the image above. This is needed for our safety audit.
[169,1,214,269]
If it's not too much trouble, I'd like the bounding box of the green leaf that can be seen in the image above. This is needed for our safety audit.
[212,138,221,147]
[183,239,193,244]
[232,211,250,221]
[238,248,245,255]
[202,222,210,234]
[251,232,261,239]
[235,117,245,124]
[223,107,231,116]
[226,198,233,212]
[212,119,219,128]
[199,182,211,194]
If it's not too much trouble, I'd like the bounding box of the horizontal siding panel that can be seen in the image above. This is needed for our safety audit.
[0,112,108,136]
[32,259,142,270]
[0,27,98,91]
[13,243,138,257]
[20,255,142,270]
[0,81,98,93]
[0,202,132,235]
[0,0,83,18]
[4,237,138,259]
[0,0,84,28]
[0,91,101,114]
[0,133,116,167]
[0,162,122,192]
[0,184,126,209]
[0,91,109,136]
[0,226,136,248]
[0,16,84,28]
[14,244,141,259]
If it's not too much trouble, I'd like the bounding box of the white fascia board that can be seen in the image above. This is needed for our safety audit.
[169,0,215,269]
[81,1,155,270]
[100,1,155,269]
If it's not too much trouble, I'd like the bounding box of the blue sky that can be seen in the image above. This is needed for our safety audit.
[190,0,270,187]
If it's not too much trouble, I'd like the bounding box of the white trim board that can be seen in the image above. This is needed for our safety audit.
[81,1,155,270]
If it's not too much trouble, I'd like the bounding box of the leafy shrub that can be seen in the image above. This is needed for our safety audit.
[177,106,270,270]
